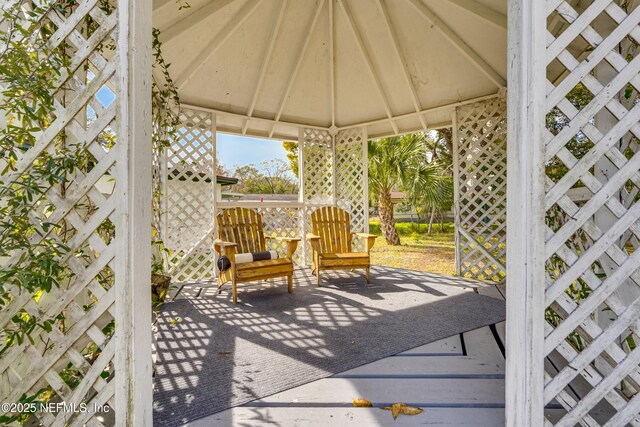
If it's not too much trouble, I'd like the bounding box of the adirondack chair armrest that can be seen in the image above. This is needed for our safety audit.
[266,237,300,259]
[353,233,377,252]
[306,233,321,253]
[213,239,238,260]
[266,236,301,242]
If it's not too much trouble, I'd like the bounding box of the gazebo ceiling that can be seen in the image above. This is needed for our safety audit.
[153,0,508,140]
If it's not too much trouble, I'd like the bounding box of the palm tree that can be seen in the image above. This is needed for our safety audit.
[368,134,446,245]
[417,130,455,234]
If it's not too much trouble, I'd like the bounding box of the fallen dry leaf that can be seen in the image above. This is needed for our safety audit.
[381,403,424,420]
[352,398,373,407]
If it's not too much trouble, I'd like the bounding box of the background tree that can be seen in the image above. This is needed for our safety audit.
[420,130,454,233]
[215,151,231,176]
[232,158,298,194]
[368,134,445,245]
[282,141,299,178]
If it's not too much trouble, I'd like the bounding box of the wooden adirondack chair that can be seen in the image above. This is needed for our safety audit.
[307,206,377,286]
[214,207,300,303]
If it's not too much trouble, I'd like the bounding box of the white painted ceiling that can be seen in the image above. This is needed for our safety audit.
[153,0,508,140]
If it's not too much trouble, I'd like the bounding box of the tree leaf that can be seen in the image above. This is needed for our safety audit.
[381,403,424,419]
[352,398,373,407]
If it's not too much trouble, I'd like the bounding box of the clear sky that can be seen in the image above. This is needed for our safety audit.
[217,133,287,171]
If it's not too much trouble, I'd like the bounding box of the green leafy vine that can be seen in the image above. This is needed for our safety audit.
[0,0,182,422]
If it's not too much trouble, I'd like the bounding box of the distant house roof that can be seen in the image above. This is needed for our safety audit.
[216,175,239,185]
[168,168,238,185]
[390,191,405,201]
[241,194,299,202]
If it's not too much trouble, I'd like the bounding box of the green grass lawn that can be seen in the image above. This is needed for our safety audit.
[369,221,456,277]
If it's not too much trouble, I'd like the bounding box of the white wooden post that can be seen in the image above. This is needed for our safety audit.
[451,110,462,276]
[331,132,337,207]
[298,127,308,265]
[362,130,370,233]
[115,0,153,425]
[505,0,546,425]
[298,126,306,204]
[211,113,219,276]
[211,113,218,207]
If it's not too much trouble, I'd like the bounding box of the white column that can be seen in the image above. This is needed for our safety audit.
[211,113,219,276]
[115,0,153,425]
[451,110,462,276]
[362,128,370,233]
[298,127,307,265]
[505,0,546,425]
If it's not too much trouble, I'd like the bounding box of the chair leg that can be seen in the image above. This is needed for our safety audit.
[316,267,321,287]
[365,266,370,284]
[232,277,238,304]
[287,275,293,293]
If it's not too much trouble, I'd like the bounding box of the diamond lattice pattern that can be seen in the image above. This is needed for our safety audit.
[543,0,640,424]
[0,3,121,425]
[336,128,368,252]
[455,98,507,284]
[165,109,216,282]
[301,128,334,205]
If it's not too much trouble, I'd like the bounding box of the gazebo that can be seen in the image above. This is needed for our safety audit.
[156,0,508,286]
[1,0,639,426]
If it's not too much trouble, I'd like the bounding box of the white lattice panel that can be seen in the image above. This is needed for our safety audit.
[300,128,334,205]
[165,109,216,282]
[0,2,124,424]
[543,0,640,425]
[336,128,368,252]
[454,97,507,284]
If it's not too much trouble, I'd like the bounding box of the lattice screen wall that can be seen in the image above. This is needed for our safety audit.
[0,1,149,424]
[336,128,369,234]
[163,125,369,275]
[300,128,335,205]
[542,0,640,424]
[300,127,369,260]
[164,109,216,283]
[453,97,507,284]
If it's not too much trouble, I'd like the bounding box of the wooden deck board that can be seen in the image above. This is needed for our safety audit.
[248,377,505,405]
[462,327,504,360]
[190,326,506,426]
[397,335,462,355]
[476,283,505,300]
[495,321,506,346]
[187,407,506,426]
[333,355,504,377]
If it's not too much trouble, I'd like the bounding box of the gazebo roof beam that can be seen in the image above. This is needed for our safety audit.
[175,0,263,90]
[339,0,399,135]
[444,0,507,30]
[242,0,288,135]
[408,0,506,88]
[376,0,427,131]
[153,0,173,12]
[183,103,330,133]
[157,0,234,44]
[268,0,326,138]
[329,0,336,128]
[338,91,501,132]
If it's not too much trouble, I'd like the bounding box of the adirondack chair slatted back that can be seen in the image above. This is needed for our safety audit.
[217,208,266,253]
[311,206,352,253]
